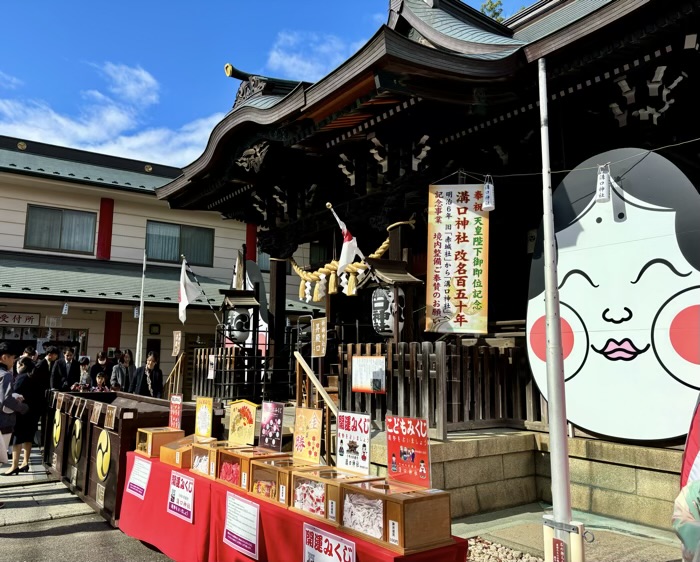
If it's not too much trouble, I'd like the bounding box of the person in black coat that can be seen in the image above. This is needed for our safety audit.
[1,343,29,478]
[89,351,111,388]
[34,346,59,394]
[50,347,80,391]
[6,357,42,474]
[129,352,163,398]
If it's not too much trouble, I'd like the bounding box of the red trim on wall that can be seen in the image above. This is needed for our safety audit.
[97,198,114,260]
[246,223,257,261]
[104,311,122,351]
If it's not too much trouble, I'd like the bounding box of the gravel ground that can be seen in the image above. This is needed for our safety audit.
[467,537,545,562]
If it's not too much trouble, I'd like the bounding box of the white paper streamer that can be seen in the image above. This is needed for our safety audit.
[483,175,495,211]
[596,164,611,203]
[304,281,313,303]
[317,273,327,299]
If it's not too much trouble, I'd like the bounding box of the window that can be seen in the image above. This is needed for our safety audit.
[25,205,96,254]
[309,242,327,266]
[257,250,291,274]
[146,221,214,267]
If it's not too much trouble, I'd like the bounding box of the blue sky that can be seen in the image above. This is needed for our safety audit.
[0,0,525,167]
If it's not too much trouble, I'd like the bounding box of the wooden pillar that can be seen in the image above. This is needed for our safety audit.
[268,258,289,398]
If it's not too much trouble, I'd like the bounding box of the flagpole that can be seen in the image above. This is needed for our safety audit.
[135,249,146,367]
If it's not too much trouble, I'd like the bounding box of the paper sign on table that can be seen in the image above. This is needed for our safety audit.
[166,470,195,523]
[336,412,371,475]
[228,400,257,446]
[259,401,284,452]
[223,491,259,560]
[293,407,323,462]
[303,523,355,562]
[169,394,183,429]
[386,415,431,487]
[351,356,386,393]
[126,456,152,500]
[195,397,214,437]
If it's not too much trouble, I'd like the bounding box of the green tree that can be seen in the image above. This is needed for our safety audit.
[481,0,504,22]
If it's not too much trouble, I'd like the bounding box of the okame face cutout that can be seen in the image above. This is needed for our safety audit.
[527,149,700,441]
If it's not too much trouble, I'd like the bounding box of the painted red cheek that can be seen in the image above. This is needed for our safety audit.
[670,305,700,365]
[530,316,574,362]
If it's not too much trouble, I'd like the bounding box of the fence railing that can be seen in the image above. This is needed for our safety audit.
[338,341,546,441]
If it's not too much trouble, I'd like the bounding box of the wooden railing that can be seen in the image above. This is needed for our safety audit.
[339,341,545,441]
[164,352,185,399]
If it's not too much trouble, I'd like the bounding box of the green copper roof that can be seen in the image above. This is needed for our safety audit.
[400,0,524,59]
[512,0,617,44]
[0,251,322,313]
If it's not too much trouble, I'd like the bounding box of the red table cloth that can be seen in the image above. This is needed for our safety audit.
[120,452,212,562]
[119,453,468,562]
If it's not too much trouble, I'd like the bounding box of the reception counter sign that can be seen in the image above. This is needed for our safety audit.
[426,184,489,333]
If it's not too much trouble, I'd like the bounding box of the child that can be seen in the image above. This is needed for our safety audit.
[78,357,91,387]
[93,373,109,392]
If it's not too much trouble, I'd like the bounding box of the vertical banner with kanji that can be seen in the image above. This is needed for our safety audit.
[385,415,431,487]
[426,184,489,333]
[259,401,284,452]
[293,407,323,462]
[336,412,371,475]
[311,317,327,358]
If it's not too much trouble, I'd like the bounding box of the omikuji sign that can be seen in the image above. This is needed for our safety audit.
[426,184,489,333]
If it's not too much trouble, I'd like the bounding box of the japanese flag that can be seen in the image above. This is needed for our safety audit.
[179,260,202,324]
[330,207,364,274]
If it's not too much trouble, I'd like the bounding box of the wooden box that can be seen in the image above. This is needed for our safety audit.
[135,427,185,458]
[289,468,382,525]
[249,457,321,507]
[190,440,231,479]
[339,480,452,554]
[160,435,216,468]
[216,447,290,492]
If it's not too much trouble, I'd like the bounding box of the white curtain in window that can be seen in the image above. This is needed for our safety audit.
[61,210,95,252]
[25,207,61,249]
[147,221,179,262]
[182,225,213,266]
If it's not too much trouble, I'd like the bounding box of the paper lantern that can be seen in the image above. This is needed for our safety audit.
[226,307,251,344]
[371,287,405,337]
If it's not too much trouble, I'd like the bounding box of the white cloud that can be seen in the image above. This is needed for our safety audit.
[266,31,364,82]
[371,12,386,26]
[100,62,160,106]
[0,70,23,90]
[0,62,220,167]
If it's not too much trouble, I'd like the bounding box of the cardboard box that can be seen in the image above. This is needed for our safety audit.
[135,427,185,458]
[339,480,452,553]
[160,435,216,468]
[289,468,382,525]
[216,447,290,492]
[249,457,321,507]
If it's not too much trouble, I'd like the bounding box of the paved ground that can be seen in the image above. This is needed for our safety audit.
[0,514,169,562]
[453,502,683,562]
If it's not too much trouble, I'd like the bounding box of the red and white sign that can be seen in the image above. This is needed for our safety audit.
[169,394,183,430]
[167,471,194,523]
[553,538,567,562]
[336,412,371,475]
[385,415,431,487]
[303,523,355,562]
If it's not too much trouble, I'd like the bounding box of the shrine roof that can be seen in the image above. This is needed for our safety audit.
[511,0,618,44]
[396,0,524,59]
[0,135,179,193]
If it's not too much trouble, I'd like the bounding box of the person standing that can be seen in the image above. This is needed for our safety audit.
[13,346,36,380]
[5,356,41,475]
[110,349,134,391]
[50,347,80,390]
[89,351,110,388]
[1,343,29,479]
[129,352,163,398]
[34,346,58,394]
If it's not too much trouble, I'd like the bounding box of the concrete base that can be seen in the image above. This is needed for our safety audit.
[370,429,682,532]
